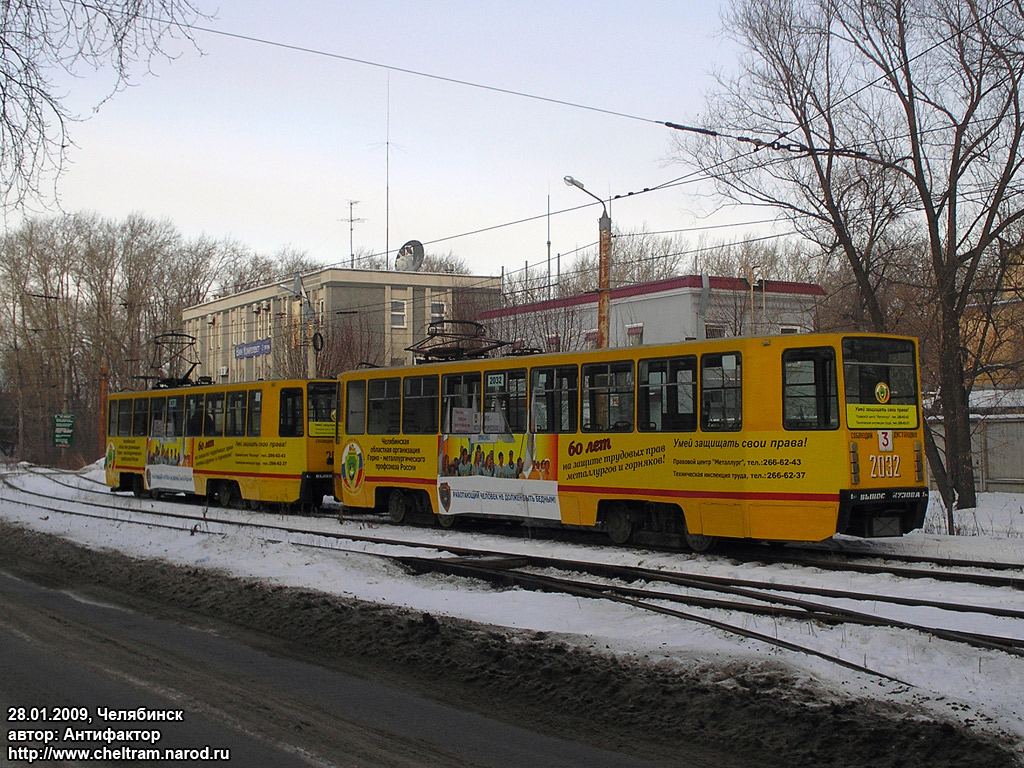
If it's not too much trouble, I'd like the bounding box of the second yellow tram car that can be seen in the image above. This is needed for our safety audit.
[335,333,928,549]
[106,379,338,508]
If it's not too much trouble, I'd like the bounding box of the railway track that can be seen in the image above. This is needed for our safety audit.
[20,464,1023,577]
[3,466,1024,689]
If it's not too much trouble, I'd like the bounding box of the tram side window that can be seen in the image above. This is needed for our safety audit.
[582,361,634,432]
[531,365,578,433]
[783,348,839,430]
[403,375,439,434]
[165,396,183,438]
[149,397,167,438]
[247,389,262,437]
[367,378,400,435]
[701,352,742,431]
[116,399,133,437]
[483,369,527,434]
[639,356,697,432]
[279,387,304,437]
[345,381,366,435]
[132,398,149,437]
[225,391,247,437]
[204,392,225,436]
[107,402,118,440]
[185,393,205,437]
[442,372,481,434]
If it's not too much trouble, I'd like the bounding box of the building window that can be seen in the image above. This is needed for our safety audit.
[430,301,446,324]
[626,324,644,346]
[390,300,406,328]
[780,325,801,335]
[705,324,728,339]
[584,330,598,350]
[546,334,560,353]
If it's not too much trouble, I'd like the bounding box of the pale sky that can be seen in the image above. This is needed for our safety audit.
[30,1,758,279]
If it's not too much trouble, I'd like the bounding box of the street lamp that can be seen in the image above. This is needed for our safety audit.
[564,176,611,349]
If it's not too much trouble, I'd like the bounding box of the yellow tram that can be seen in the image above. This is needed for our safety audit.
[105,379,338,508]
[335,333,928,549]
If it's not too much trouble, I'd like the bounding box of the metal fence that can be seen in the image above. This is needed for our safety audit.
[972,416,1024,493]
[928,415,1024,493]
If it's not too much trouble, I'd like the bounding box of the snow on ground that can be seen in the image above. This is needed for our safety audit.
[1,461,1022,753]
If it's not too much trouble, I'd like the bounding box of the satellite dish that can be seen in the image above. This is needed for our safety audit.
[395,240,424,271]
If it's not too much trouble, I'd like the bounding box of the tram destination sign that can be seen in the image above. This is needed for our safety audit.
[54,413,74,448]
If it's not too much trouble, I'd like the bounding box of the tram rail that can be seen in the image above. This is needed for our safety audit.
[3,467,1022,679]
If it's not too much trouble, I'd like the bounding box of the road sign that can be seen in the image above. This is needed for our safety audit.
[54,413,74,448]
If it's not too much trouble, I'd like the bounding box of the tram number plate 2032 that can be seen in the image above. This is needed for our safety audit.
[870,454,901,479]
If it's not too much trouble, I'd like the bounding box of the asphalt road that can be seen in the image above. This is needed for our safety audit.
[0,569,686,768]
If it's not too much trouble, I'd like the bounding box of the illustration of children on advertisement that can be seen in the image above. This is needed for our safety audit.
[143,414,195,492]
[436,402,560,521]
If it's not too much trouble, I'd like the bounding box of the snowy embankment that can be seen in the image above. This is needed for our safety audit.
[1,461,1022,755]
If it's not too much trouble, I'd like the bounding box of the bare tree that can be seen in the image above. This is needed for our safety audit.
[422,250,470,275]
[0,213,226,463]
[1,0,205,211]
[316,312,387,375]
[677,0,1024,514]
[560,225,690,295]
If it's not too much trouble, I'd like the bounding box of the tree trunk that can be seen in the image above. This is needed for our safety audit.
[937,295,977,509]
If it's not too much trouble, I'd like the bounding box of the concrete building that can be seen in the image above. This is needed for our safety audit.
[181,267,501,383]
[478,274,825,352]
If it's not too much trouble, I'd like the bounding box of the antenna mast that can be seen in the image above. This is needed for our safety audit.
[342,200,366,268]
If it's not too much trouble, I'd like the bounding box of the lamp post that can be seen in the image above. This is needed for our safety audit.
[564,175,611,349]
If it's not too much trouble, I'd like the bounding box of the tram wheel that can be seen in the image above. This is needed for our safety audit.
[388,489,411,524]
[682,516,717,553]
[131,474,147,499]
[214,481,239,508]
[604,502,633,545]
[436,512,457,529]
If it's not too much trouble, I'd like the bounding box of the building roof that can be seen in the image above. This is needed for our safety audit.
[478,274,826,320]
[969,388,1024,416]
[183,265,500,318]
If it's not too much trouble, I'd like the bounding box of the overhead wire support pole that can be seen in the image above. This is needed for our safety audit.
[564,175,611,349]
